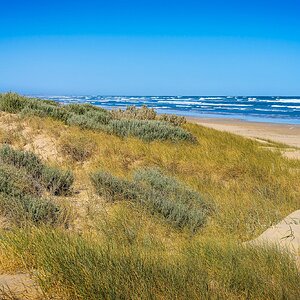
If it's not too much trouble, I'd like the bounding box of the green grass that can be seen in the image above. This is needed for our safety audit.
[1,227,299,300]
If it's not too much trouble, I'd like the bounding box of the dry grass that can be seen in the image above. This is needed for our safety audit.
[0,100,299,299]
[2,112,299,239]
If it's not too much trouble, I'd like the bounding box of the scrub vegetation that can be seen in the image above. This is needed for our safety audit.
[0,93,195,142]
[0,93,299,299]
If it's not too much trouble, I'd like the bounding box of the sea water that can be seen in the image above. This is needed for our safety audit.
[34,95,300,124]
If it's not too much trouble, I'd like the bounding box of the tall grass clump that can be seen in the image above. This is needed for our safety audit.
[59,132,97,162]
[91,168,212,231]
[0,93,195,142]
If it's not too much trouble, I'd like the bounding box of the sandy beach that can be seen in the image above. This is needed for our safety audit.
[189,117,300,159]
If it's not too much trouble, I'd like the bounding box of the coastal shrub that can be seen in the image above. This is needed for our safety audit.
[0,145,74,195]
[59,133,97,162]
[90,171,137,201]
[42,167,74,196]
[0,145,44,178]
[64,103,108,115]
[91,168,211,231]
[107,119,196,142]
[0,93,195,143]
[0,164,41,197]
[40,99,60,106]
[0,194,61,226]
[110,105,188,126]
[133,168,212,229]
[158,113,187,126]
[0,165,63,226]
[110,105,157,120]
[66,112,110,130]
[0,92,27,113]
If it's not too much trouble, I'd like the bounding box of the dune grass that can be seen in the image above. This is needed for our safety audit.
[0,225,299,300]
[0,95,299,299]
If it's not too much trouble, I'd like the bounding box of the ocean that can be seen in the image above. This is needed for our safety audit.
[34,95,300,125]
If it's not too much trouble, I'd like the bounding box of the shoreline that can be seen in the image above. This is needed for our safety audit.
[188,116,300,159]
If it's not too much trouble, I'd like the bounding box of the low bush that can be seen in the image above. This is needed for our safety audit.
[91,168,212,231]
[0,194,61,226]
[90,171,137,202]
[158,113,187,126]
[133,168,212,230]
[0,145,74,196]
[42,167,74,196]
[0,165,64,226]
[0,164,41,197]
[66,112,110,130]
[110,105,157,120]
[107,119,196,142]
[64,103,108,115]
[110,105,187,127]
[0,145,44,178]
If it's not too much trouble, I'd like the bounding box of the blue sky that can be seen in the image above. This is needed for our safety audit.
[1,0,300,95]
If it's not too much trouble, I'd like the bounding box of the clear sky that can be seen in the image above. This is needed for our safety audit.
[1,0,300,95]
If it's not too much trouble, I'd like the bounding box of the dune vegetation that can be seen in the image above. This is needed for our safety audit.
[0,93,299,299]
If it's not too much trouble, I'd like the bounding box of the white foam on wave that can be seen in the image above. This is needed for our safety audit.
[272,105,300,109]
[199,97,223,100]
[157,100,252,107]
[277,99,300,104]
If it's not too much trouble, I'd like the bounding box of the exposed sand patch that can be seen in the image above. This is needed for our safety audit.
[23,133,62,163]
[0,273,41,299]
[248,210,300,267]
[0,113,61,163]
[189,117,300,159]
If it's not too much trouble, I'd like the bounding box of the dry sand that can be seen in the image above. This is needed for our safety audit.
[189,117,300,159]
[248,210,300,268]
